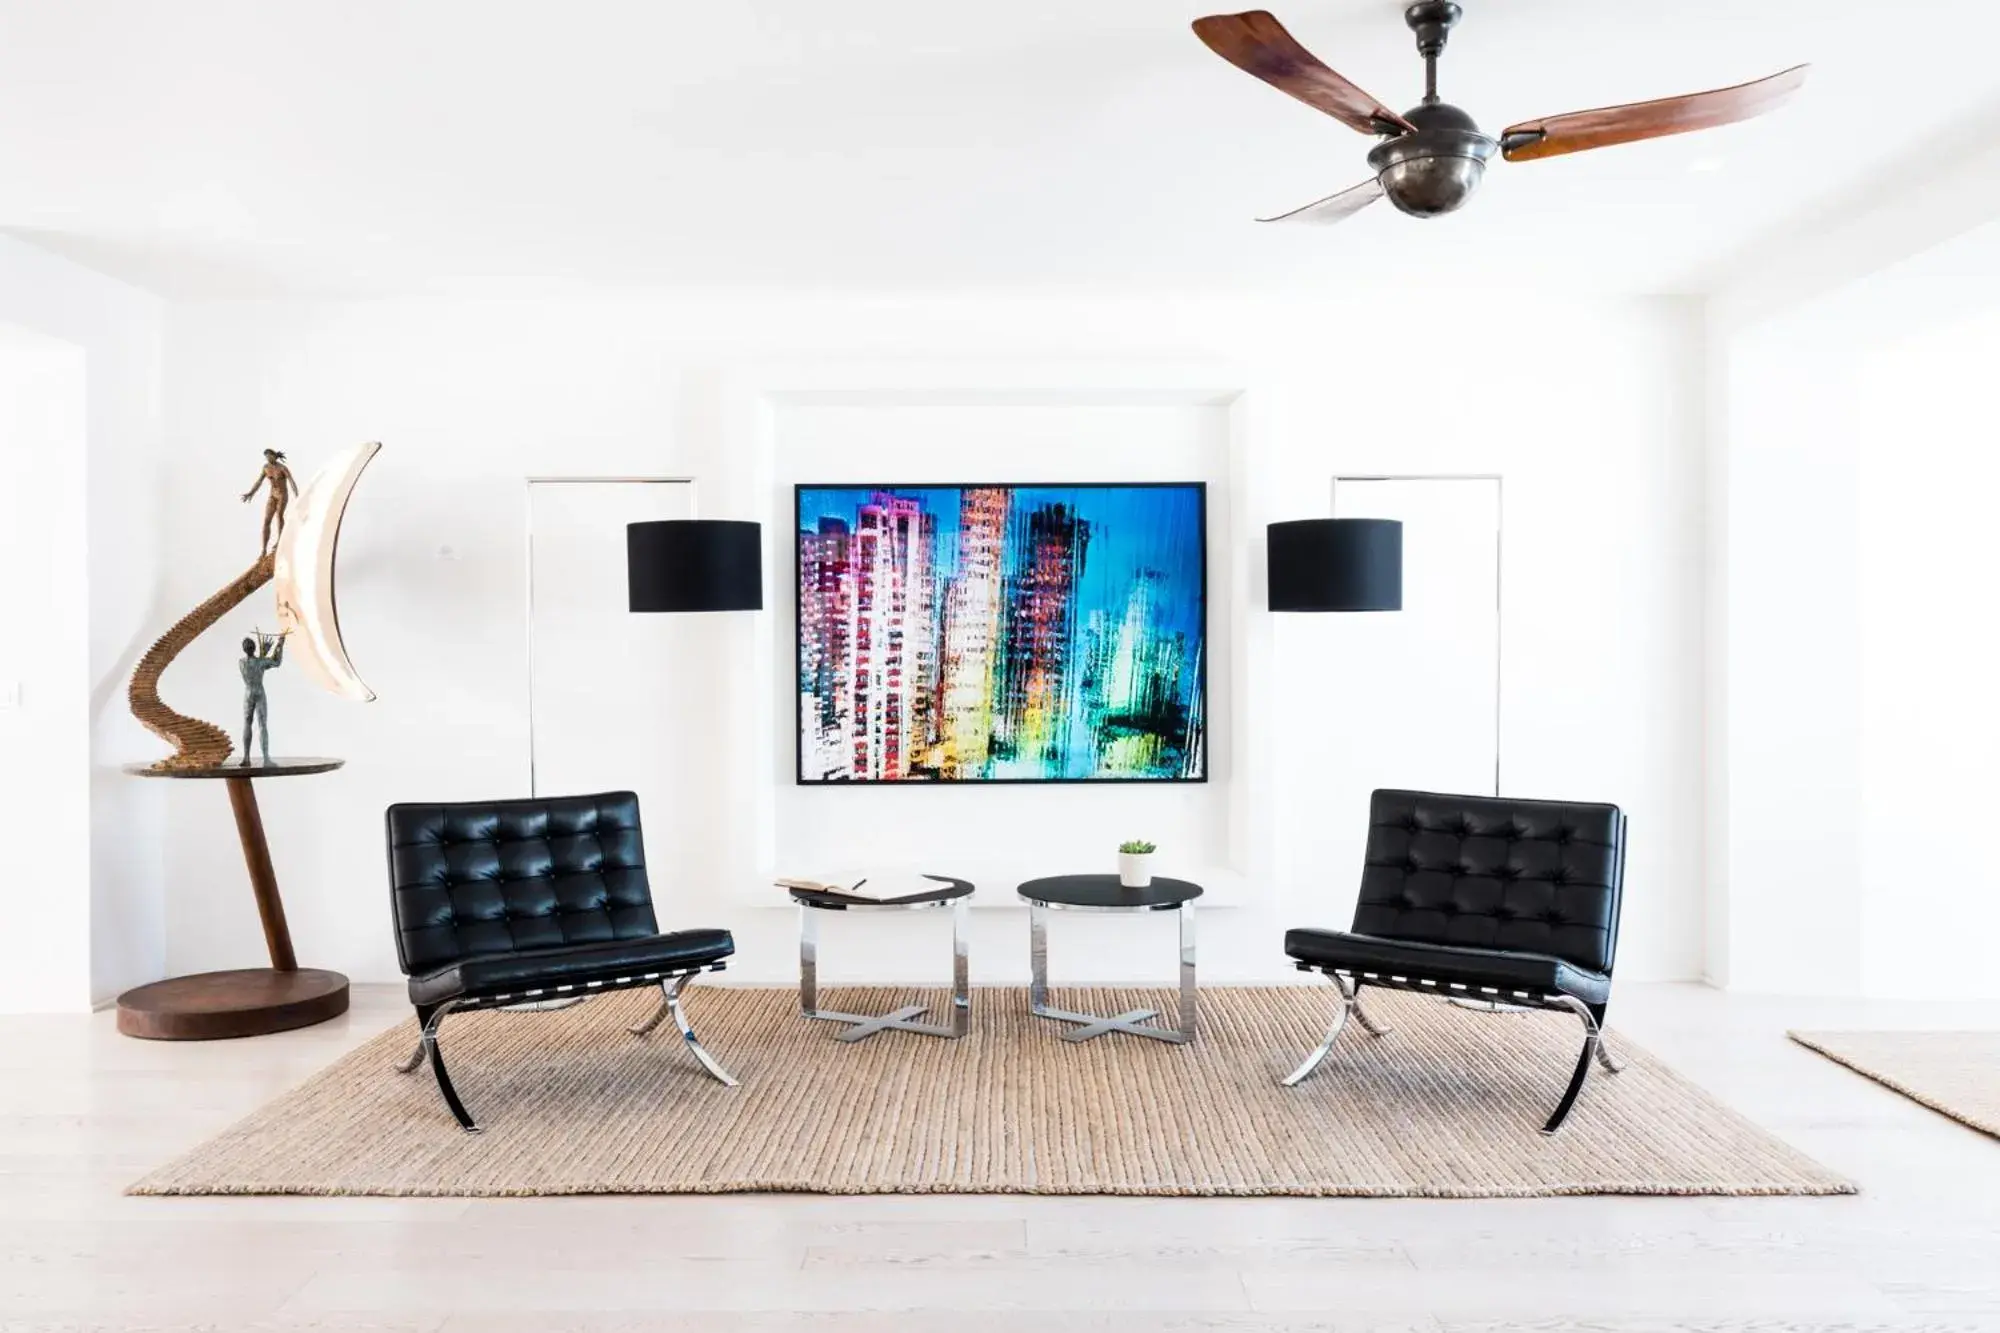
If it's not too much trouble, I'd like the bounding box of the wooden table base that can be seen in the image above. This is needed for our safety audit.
[118,757,350,1040]
[116,967,349,1040]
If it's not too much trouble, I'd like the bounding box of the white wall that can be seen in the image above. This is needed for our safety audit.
[1855,309,2000,997]
[1711,214,2000,997]
[0,325,90,1010]
[154,292,1705,989]
[1710,306,1868,993]
[0,236,165,1010]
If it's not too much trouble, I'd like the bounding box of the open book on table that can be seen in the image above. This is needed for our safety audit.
[774,871,947,902]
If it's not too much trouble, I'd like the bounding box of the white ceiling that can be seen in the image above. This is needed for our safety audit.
[2,0,1996,299]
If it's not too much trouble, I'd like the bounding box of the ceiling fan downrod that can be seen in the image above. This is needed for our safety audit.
[1364,0,1494,217]
[1407,0,1459,104]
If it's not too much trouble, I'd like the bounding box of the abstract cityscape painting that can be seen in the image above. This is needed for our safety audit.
[796,483,1206,784]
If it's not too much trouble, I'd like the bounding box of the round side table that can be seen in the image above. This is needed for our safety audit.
[116,757,350,1039]
[1017,874,1203,1044]
[788,875,974,1041]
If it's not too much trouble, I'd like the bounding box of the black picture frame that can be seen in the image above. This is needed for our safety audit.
[793,480,1210,786]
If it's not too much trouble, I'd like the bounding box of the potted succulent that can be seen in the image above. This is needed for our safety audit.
[1117,839,1157,889]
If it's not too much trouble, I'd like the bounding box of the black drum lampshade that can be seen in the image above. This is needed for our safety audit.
[627,519,763,613]
[1266,517,1403,612]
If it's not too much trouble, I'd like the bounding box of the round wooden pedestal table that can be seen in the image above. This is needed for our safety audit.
[116,757,350,1040]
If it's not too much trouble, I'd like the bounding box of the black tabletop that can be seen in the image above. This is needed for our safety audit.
[1016,874,1203,910]
[789,874,975,910]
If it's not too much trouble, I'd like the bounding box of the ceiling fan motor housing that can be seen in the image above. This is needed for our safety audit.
[1367,100,1497,217]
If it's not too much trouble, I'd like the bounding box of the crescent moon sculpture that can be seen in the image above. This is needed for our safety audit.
[127,441,382,770]
[272,441,382,701]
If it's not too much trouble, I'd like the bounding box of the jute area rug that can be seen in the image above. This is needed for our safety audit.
[133,986,1851,1198]
[1790,1029,2000,1139]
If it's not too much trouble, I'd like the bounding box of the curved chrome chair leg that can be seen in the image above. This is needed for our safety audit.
[419,1002,480,1134]
[1541,995,1611,1135]
[1594,1017,1625,1074]
[1282,972,1357,1087]
[628,981,673,1037]
[1350,983,1393,1038]
[394,1037,426,1074]
[666,972,739,1087]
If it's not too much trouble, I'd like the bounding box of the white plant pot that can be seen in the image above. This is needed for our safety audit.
[1118,852,1154,888]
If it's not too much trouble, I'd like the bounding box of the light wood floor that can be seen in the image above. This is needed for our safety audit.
[4,981,1997,1331]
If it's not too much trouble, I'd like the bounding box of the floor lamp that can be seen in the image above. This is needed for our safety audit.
[1271,515,1518,1013]
[621,518,762,914]
[1266,515,1403,930]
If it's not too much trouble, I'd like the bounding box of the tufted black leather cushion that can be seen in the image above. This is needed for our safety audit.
[407,929,735,1008]
[1348,789,1625,974]
[386,792,663,976]
[1282,930,1611,1005]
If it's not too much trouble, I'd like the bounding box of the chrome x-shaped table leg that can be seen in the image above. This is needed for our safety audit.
[821,1003,935,1041]
[1048,1007,1173,1042]
[1029,900,1197,1044]
[799,897,971,1041]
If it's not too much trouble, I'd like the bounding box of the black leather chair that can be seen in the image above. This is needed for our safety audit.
[1282,789,1628,1133]
[385,791,738,1131]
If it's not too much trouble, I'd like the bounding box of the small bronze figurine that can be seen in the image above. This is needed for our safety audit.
[241,449,298,554]
[238,629,287,766]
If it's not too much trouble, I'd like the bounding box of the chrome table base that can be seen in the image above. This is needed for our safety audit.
[1027,899,1197,1045]
[799,896,971,1042]
[805,1002,962,1043]
[1039,1005,1179,1043]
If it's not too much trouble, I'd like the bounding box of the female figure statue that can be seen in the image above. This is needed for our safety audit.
[241,449,298,554]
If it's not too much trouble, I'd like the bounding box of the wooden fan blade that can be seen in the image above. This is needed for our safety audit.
[1256,178,1384,224]
[1192,11,1416,137]
[1501,64,1809,163]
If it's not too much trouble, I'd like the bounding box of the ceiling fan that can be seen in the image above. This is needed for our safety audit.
[1191,3,1808,223]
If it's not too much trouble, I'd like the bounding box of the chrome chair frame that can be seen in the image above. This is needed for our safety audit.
[392,959,736,1132]
[1024,896,1197,1044]
[1282,963,1622,1134]
[797,895,971,1041]
[1280,970,1392,1086]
